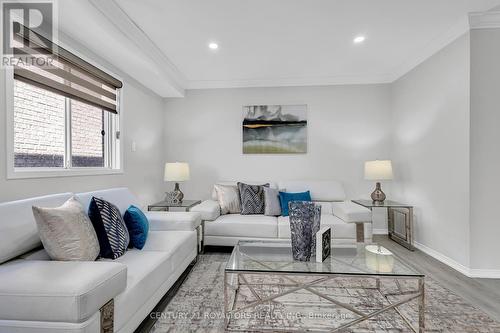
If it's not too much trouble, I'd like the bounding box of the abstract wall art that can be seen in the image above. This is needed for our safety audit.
[242,104,307,154]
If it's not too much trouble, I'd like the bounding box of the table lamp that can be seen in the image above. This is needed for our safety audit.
[364,160,393,204]
[164,162,190,203]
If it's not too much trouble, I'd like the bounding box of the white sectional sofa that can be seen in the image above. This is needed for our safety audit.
[0,188,201,333]
[191,180,372,248]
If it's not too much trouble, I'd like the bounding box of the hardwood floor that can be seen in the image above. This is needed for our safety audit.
[374,235,500,322]
[139,239,500,332]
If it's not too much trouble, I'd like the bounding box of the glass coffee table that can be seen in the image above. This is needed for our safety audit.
[224,240,425,332]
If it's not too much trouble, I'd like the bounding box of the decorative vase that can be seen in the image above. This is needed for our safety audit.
[289,201,322,261]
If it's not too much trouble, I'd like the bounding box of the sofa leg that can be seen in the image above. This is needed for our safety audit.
[100,299,114,333]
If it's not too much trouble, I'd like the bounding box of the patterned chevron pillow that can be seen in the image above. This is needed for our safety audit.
[88,197,130,259]
[237,182,269,215]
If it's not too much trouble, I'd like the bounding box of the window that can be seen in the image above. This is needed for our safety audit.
[7,23,122,177]
[13,80,117,170]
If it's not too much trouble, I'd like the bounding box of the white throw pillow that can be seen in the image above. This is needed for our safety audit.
[214,184,241,214]
[32,197,100,261]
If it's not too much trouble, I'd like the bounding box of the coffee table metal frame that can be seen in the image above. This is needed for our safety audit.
[224,244,425,333]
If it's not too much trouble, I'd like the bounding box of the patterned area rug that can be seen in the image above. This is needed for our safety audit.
[150,253,500,332]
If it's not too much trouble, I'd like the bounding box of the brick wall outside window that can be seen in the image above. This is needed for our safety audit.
[14,80,105,168]
[71,100,104,167]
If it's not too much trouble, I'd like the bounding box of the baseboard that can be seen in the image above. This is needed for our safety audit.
[372,228,388,235]
[413,241,471,276]
[414,241,500,279]
[468,269,500,279]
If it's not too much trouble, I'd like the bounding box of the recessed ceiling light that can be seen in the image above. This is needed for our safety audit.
[353,35,366,44]
[208,42,219,50]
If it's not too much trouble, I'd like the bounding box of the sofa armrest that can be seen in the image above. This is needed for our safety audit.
[0,260,127,323]
[145,211,201,231]
[332,201,372,223]
[190,200,220,221]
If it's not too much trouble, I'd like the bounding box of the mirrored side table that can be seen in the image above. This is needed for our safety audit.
[147,200,201,212]
[352,200,415,251]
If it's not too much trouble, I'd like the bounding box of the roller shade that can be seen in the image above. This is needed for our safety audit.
[12,22,122,114]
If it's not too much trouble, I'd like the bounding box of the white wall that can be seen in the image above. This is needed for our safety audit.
[391,33,471,268]
[163,85,392,231]
[0,34,166,206]
[470,28,500,271]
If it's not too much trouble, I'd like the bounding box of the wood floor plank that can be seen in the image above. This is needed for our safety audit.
[374,235,500,322]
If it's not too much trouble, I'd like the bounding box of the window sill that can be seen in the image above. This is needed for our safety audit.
[7,168,124,180]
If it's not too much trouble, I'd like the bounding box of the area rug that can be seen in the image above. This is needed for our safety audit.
[150,253,500,332]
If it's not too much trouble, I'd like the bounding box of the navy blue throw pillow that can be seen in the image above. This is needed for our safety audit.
[124,205,149,250]
[88,197,130,259]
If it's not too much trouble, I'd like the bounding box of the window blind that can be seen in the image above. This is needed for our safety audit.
[12,22,122,114]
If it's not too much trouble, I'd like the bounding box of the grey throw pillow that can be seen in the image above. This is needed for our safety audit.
[238,182,269,215]
[32,197,100,261]
[264,187,282,216]
[214,184,241,214]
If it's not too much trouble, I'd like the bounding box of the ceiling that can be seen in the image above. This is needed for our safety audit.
[58,0,500,97]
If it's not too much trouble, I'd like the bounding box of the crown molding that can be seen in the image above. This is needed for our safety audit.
[469,11,500,29]
[391,17,470,82]
[87,0,186,97]
[186,73,395,90]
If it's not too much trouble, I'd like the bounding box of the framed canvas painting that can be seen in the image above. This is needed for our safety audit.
[242,104,307,154]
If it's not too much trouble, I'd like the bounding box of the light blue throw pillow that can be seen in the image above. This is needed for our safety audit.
[278,191,312,217]
[123,205,149,250]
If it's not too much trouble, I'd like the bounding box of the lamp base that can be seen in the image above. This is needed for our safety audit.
[166,183,184,204]
[370,182,386,204]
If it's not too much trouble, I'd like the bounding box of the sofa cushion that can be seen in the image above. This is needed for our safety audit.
[278,181,346,201]
[32,197,100,261]
[278,215,356,239]
[89,197,130,259]
[19,248,51,260]
[75,188,140,216]
[142,230,197,270]
[204,214,278,238]
[0,192,73,264]
[112,250,172,331]
[316,202,333,215]
[0,260,126,322]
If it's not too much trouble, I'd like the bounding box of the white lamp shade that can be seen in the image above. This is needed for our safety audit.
[164,162,190,182]
[364,160,393,180]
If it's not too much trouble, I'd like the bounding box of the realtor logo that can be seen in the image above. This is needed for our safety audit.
[1,0,56,66]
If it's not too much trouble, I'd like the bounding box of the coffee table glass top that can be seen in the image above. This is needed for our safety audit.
[226,240,423,277]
